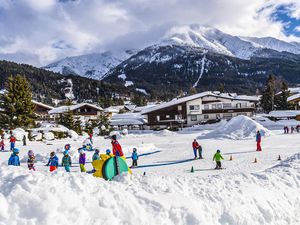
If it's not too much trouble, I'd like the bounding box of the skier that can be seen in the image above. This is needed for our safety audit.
[213,149,224,169]
[64,144,71,154]
[82,138,93,151]
[256,131,262,151]
[8,148,20,166]
[111,135,124,157]
[283,126,287,134]
[291,126,295,134]
[0,138,5,151]
[92,149,100,161]
[9,135,16,151]
[27,150,35,171]
[89,132,93,144]
[23,135,27,146]
[79,150,86,172]
[47,152,59,172]
[62,150,72,172]
[131,148,138,167]
[192,139,200,159]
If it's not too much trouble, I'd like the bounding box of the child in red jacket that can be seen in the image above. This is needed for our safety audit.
[111,135,124,157]
[0,138,4,151]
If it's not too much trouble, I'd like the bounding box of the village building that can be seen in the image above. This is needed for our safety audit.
[32,100,54,120]
[141,91,258,129]
[49,103,103,121]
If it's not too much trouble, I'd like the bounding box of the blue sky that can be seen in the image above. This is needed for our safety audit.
[272,5,300,37]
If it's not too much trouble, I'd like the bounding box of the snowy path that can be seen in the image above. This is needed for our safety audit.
[0,130,300,224]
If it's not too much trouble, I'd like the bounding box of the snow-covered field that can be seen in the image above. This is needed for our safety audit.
[1,118,300,225]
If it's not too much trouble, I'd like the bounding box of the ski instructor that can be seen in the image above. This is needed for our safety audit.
[111,135,124,157]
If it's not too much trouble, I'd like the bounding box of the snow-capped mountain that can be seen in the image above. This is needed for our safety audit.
[160,25,300,59]
[44,50,135,80]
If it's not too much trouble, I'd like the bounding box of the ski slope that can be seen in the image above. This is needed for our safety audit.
[0,125,300,224]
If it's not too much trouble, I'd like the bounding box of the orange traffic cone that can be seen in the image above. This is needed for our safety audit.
[254,158,257,163]
[229,156,233,161]
[278,155,281,161]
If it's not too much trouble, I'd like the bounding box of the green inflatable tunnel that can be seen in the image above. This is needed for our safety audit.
[102,156,130,180]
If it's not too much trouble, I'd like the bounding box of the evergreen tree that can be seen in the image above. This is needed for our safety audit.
[131,94,147,106]
[189,87,197,95]
[274,81,290,110]
[0,75,36,128]
[73,119,82,135]
[59,101,74,130]
[217,83,225,93]
[260,75,276,113]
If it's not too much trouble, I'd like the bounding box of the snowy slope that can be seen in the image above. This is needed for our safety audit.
[161,25,300,59]
[44,50,135,80]
[1,126,300,224]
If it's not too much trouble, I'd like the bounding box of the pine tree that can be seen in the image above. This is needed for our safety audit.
[189,87,197,95]
[260,75,276,113]
[274,81,290,110]
[73,119,82,135]
[59,100,74,130]
[0,75,36,128]
[217,83,225,93]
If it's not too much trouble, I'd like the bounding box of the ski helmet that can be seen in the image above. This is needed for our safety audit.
[217,149,220,153]
[50,151,55,156]
[65,144,70,150]
[111,135,117,141]
[63,150,68,155]
[13,148,20,153]
[95,149,100,153]
[28,150,34,156]
[79,149,84,154]
[133,148,137,152]
[106,149,111,154]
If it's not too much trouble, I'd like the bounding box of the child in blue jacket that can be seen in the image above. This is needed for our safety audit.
[47,152,59,172]
[8,148,20,166]
[131,148,138,167]
[62,150,72,172]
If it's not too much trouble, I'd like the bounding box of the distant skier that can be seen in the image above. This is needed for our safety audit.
[23,135,27,146]
[291,126,295,134]
[9,135,16,151]
[296,125,300,133]
[27,150,35,171]
[213,149,224,170]
[89,132,93,144]
[47,152,59,172]
[283,126,287,134]
[131,148,138,167]
[79,150,86,173]
[8,148,20,166]
[62,150,72,172]
[256,131,262,151]
[0,138,5,151]
[111,135,124,157]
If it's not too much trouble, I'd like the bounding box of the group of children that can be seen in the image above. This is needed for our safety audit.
[0,135,17,152]
[6,136,140,172]
[284,125,300,134]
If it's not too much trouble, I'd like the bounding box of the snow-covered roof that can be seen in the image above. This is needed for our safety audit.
[110,113,147,126]
[234,95,260,101]
[32,100,54,110]
[287,93,300,102]
[141,91,257,114]
[134,104,158,112]
[104,105,124,113]
[267,110,300,118]
[49,103,103,114]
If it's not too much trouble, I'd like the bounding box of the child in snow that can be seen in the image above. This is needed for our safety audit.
[62,150,72,172]
[27,150,35,171]
[131,148,138,167]
[64,144,71,153]
[213,149,224,170]
[8,148,20,166]
[47,152,59,172]
[92,149,100,161]
[9,135,16,151]
[291,126,295,134]
[256,131,262,151]
[0,138,5,151]
[79,150,86,172]
[192,139,200,159]
[111,135,124,157]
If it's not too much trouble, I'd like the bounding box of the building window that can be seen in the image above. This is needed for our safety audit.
[156,116,160,121]
[178,105,182,110]
[212,104,216,109]
[204,115,209,119]
[166,115,170,119]
[223,113,232,119]
[175,115,182,120]
[189,105,200,111]
[223,103,232,109]
[217,104,222,109]
[191,115,197,121]
[203,105,209,110]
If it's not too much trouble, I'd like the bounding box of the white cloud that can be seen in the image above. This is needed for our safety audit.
[0,0,299,66]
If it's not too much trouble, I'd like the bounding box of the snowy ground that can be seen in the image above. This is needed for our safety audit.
[0,124,300,224]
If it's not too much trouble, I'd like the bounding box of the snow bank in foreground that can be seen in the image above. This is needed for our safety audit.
[1,154,300,225]
[198,115,271,140]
